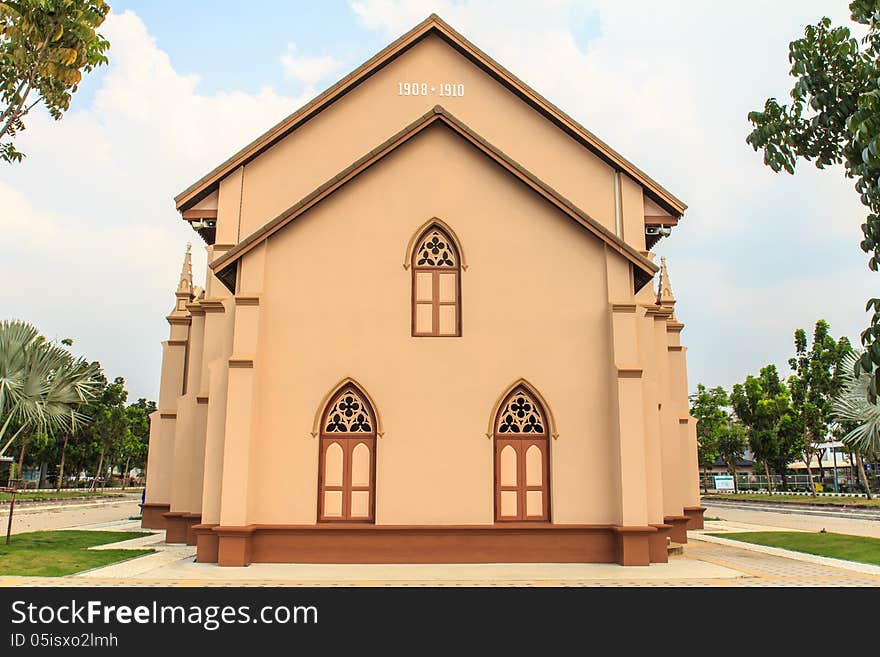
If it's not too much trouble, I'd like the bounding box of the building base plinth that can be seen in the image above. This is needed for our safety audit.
[183,513,202,546]
[209,524,670,567]
[193,523,220,563]
[140,503,170,530]
[164,511,201,544]
[648,523,672,564]
[683,506,706,530]
[215,526,255,567]
[612,526,657,566]
[664,515,690,544]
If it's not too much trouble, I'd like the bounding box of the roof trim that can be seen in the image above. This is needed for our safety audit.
[175,14,686,217]
[209,106,658,293]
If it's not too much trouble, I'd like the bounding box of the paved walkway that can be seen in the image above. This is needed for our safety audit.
[3,503,880,586]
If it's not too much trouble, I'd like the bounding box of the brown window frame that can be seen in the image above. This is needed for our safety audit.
[317,386,378,523]
[411,227,462,337]
[493,388,551,523]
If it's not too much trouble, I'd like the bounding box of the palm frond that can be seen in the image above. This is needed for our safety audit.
[831,350,880,453]
[0,319,101,454]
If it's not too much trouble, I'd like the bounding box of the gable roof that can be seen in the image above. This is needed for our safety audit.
[176,14,686,218]
[210,106,658,293]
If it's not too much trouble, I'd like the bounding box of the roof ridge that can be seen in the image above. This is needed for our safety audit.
[175,14,685,217]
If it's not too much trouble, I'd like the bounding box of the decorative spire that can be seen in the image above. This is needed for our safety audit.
[659,256,674,304]
[167,243,195,323]
[176,243,193,297]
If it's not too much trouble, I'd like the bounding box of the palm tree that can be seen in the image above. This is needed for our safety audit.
[0,320,100,479]
[830,350,877,498]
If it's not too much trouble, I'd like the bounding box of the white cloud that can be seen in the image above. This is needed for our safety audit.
[280,43,345,89]
[0,10,315,400]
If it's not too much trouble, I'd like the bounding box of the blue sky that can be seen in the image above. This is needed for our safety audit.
[106,1,381,96]
[0,1,871,401]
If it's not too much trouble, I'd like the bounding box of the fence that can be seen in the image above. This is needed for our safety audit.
[699,471,873,494]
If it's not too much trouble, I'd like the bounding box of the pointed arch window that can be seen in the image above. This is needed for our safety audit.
[493,386,550,522]
[411,226,461,336]
[318,385,377,523]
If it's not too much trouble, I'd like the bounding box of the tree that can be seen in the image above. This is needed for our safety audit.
[0,319,100,472]
[0,0,110,162]
[121,397,153,484]
[81,374,128,490]
[731,365,800,490]
[717,423,748,493]
[787,320,852,495]
[689,384,728,487]
[746,1,880,401]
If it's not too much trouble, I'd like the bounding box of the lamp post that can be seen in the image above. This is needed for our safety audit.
[823,439,844,494]
[832,448,839,493]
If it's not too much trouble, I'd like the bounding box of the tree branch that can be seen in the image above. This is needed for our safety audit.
[0,21,56,142]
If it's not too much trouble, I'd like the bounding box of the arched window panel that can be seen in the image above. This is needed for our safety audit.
[493,386,549,522]
[412,226,461,337]
[318,385,377,523]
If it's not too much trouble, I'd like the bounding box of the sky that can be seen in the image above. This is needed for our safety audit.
[0,0,873,402]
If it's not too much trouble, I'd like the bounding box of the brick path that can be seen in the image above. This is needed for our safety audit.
[684,540,880,587]
[3,539,879,587]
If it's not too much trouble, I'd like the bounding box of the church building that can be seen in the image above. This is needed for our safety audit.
[141,14,704,567]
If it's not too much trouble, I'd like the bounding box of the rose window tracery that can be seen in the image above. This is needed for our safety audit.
[497,390,546,435]
[416,230,457,267]
[324,389,374,433]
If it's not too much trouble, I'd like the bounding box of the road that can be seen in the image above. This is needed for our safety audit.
[702,501,880,538]
[0,496,142,535]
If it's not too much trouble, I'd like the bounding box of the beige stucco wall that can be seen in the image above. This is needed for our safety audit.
[143,309,189,506]
[240,124,621,525]
[216,35,620,247]
[150,26,702,535]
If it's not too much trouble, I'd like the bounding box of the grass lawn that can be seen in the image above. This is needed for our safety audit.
[703,493,880,508]
[0,530,153,576]
[0,489,142,503]
[711,531,880,566]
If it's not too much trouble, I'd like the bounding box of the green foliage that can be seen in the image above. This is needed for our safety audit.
[0,0,110,162]
[730,365,801,482]
[746,2,880,401]
[832,348,880,452]
[690,384,750,481]
[787,320,851,469]
[0,319,101,457]
[689,383,728,469]
[716,422,748,474]
[0,320,156,486]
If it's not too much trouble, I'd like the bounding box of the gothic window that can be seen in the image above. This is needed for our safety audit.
[412,226,461,336]
[494,386,550,522]
[318,385,377,522]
